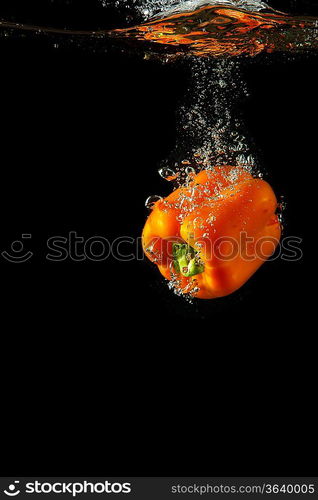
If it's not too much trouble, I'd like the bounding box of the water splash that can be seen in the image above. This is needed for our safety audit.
[2,2,318,58]
[104,0,271,22]
[111,4,318,57]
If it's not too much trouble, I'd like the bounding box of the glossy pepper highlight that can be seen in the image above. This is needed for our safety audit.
[142,166,281,299]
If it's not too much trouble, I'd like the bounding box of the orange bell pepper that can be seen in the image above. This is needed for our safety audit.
[142,166,281,299]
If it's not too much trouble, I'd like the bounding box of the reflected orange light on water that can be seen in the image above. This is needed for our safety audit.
[112,5,318,56]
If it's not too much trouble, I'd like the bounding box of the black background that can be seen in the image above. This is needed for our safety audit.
[0,0,316,477]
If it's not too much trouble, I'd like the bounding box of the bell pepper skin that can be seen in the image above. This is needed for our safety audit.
[142,166,281,299]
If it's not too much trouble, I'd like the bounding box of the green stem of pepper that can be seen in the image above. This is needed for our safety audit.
[172,242,205,278]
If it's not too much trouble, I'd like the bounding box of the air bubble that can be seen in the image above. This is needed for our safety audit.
[206,214,216,224]
[176,214,185,223]
[158,167,177,181]
[145,195,162,209]
[185,166,196,176]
